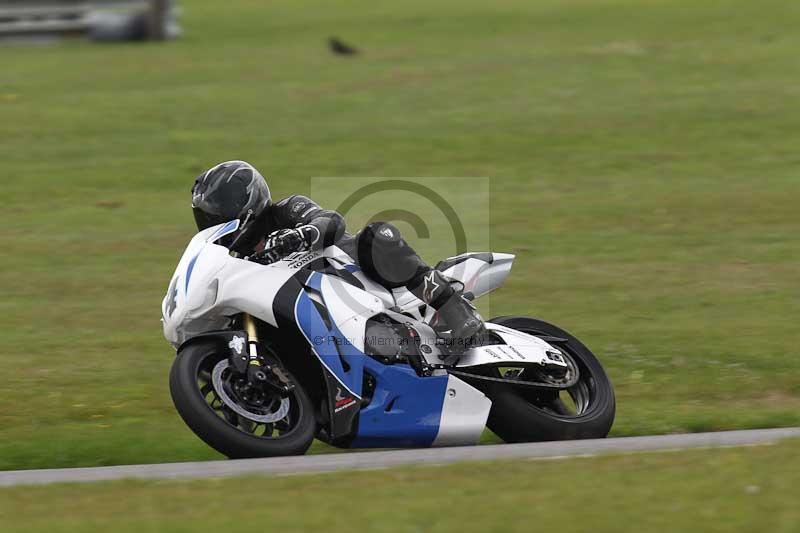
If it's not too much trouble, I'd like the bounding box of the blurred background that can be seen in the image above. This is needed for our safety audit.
[0,0,798,529]
[0,0,180,42]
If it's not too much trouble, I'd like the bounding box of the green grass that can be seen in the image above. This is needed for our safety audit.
[1,0,799,470]
[2,440,800,532]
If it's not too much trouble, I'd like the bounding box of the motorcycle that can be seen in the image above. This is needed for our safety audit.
[162,218,615,458]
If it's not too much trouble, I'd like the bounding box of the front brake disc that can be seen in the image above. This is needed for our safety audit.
[212,360,290,423]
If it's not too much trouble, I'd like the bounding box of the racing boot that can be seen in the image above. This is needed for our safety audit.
[411,270,484,340]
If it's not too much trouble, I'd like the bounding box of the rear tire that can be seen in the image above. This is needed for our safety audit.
[483,316,615,442]
[170,341,316,458]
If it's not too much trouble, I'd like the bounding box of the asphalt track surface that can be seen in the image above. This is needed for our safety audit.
[1,427,798,487]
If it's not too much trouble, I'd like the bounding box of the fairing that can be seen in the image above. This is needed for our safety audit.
[163,224,552,448]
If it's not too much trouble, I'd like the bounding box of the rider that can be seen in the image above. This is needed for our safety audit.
[190,160,483,340]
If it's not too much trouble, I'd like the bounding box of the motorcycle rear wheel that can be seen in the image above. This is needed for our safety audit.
[482,316,615,442]
[170,340,316,458]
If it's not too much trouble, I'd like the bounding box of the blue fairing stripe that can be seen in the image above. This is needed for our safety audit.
[304,270,324,292]
[185,219,239,294]
[207,219,240,243]
[295,272,448,447]
[185,254,199,292]
[294,273,361,398]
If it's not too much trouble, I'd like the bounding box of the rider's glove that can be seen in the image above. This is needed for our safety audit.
[251,225,320,264]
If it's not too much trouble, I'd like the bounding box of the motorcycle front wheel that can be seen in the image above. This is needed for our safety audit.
[169,340,316,458]
[482,316,616,442]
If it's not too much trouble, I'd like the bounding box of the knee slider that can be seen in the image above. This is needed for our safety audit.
[365,221,401,246]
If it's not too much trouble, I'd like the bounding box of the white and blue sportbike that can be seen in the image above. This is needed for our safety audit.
[163,219,615,457]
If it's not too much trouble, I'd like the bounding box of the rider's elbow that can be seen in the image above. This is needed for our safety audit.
[314,210,345,246]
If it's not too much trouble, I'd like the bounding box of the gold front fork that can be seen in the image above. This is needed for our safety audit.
[242,313,261,364]
[242,313,292,388]
[243,313,259,343]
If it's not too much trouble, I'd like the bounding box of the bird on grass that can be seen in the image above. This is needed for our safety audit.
[328,37,359,56]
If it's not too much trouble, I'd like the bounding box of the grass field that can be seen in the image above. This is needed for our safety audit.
[1,0,799,470]
[2,440,799,532]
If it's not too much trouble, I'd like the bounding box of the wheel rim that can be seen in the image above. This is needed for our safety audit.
[196,353,303,439]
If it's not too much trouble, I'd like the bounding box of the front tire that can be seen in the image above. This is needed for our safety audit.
[170,341,316,458]
[483,316,615,442]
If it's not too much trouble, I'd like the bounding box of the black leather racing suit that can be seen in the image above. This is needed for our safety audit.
[260,195,462,311]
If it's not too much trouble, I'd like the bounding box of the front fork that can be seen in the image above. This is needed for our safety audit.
[243,313,263,375]
[241,313,294,392]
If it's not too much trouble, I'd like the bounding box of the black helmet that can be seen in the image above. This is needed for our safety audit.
[191,161,272,231]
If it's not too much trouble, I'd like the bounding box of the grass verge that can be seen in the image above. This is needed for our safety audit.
[2,440,799,532]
